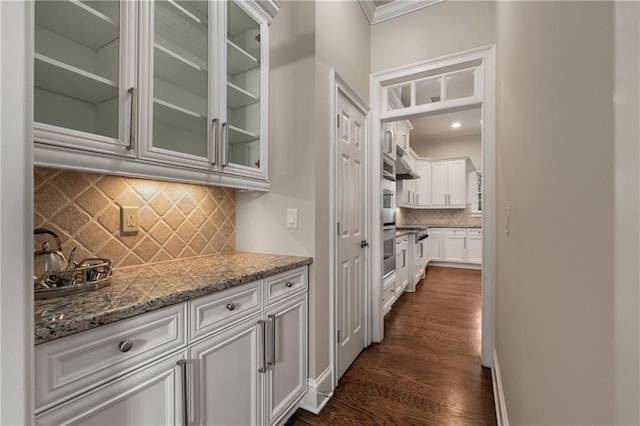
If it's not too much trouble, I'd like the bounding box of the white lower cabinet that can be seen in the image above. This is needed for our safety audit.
[264,294,307,425]
[35,267,309,426]
[428,228,443,261]
[36,350,186,425]
[467,229,482,264]
[190,316,263,426]
[443,229,467,262]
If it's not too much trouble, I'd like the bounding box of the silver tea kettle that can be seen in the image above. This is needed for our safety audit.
[34,228,73,274]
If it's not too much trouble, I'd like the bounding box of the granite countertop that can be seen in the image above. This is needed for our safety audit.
[34,251,313,345]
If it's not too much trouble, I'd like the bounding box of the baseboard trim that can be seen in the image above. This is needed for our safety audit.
[492,349,510,426]
[428,261,482,270]
[299,366,333,415]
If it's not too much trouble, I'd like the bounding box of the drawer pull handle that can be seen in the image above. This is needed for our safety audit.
[118,340,133,353]
[226,303,235,311]
[285,282,294,288]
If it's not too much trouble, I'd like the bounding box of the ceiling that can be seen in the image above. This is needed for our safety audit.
[358,0,444,24]
[406,108,482,145]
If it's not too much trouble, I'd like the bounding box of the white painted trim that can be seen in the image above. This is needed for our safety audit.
[329,70,371,390]
[0,1,33,424]
[492,349,510,426]
[370,45,496,367]
[357,0,445,25]
[427,262,481,270]
[298,366,333,415]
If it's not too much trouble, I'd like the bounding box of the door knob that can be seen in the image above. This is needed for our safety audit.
[360,240,369,248]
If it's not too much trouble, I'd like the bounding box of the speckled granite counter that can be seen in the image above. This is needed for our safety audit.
[34,251,313,345]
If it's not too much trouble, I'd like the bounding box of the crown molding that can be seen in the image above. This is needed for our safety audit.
[358,0,445,25]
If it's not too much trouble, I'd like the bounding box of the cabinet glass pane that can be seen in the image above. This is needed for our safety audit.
[34,0,120,138]
[153,0,208,157]
[227,2,261,169]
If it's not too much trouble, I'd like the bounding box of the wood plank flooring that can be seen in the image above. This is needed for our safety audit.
[287,266,497,426]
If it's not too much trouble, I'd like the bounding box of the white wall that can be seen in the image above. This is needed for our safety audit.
[237,0,371,380]
[0,1,33,423]
[613,2,640,424]
[494,2,632,424]
[411,134,481,170]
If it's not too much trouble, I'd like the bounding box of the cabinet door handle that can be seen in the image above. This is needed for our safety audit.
[417,193,419,205]
[407,190,410,203]
[258,320,267,373]
[221,122,229,167]
[285,281,294,288]
[464,237,466,249]
[225,302,235,311]
[267,314,276,367]
[211,118,219,166]
[176,359,188,426]
[126,87,137,150]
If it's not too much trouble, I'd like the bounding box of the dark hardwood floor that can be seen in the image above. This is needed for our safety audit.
[287,266,497,426]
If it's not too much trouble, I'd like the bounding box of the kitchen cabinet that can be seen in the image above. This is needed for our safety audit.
[466,228,482,264]
[443,228,467,262]
[36,350,186,425]
[428,228,443,261]
[413,236,427,286]
[35,266,308,426]
[190,315,263,426]
[431,159,467,208]
[414,160,431,207]
[382,272,396,315]
[396,120,411,152]
[395,236,409,295]
[34,0,277,190]
[397,178,415,206]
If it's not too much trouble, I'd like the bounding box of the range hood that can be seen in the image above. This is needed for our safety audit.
[396,153,420,180]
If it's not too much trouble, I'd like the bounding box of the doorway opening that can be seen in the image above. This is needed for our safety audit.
[370,46,495,368]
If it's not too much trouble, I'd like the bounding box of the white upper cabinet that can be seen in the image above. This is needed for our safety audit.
[222,1,269,180]
[33,0,277,191]
[431,158,467,208]
[414,160,431,207]
[34,1,137,156]
[382,121,396,160]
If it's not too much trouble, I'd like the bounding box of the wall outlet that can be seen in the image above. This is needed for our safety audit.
[121,207,139,233]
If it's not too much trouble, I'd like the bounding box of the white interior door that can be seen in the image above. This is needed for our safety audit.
[336,91,367,380]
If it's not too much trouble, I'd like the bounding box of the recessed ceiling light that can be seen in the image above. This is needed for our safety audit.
[451,122,461,128]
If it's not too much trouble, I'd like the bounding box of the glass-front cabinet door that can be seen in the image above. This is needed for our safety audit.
[139,0,213,169]
[33,0,136,156]
[221,1,268,180]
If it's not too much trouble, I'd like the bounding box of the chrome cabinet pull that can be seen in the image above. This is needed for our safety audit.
[126,87,137,150]
[176,359,188,425]
[417,193,419,205]
[221,122,229,167]
[118,340,133,353]
[211,118,219,166]
[267,314,276,367]
[258,320,267,373]
[285,281,294,288]
[226,303,235,311]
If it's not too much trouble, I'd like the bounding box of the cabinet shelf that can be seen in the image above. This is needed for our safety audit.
[35,54,118,104]
[229,125,259,144]
[153,98,207,136]
[227,82,258,109]
[154,43,207,94]
[35,0,118,50]
[227,40,258,75]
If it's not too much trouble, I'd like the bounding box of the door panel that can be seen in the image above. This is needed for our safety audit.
[336,91,367,379]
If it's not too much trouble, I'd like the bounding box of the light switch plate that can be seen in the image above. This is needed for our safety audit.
[287,208,298,229]
[121,207,139,233]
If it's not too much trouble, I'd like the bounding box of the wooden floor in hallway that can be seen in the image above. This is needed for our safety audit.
[287,266,497,426]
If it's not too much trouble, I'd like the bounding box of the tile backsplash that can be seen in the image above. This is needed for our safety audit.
[34,167,236,268]
[397,204,482,228]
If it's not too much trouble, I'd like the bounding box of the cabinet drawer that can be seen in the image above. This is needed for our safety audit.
[35,303,187,413]
[189,280,262,342]
[445,228,467,235]
[265,267,308,306]
[383,282,395,314]
[467,228,482,237]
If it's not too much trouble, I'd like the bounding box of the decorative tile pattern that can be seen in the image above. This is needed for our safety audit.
[397,204,482,228]
[34,252,314,344]
[34,167,236,268]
